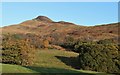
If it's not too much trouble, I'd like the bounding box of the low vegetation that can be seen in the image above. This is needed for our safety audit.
[1,33,120,74]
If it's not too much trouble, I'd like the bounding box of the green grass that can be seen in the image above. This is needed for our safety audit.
[34,49,79,69]
[2,49,110,74]
[1,63,35,73]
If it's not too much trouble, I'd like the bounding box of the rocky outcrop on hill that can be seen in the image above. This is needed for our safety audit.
[34,16,53,22]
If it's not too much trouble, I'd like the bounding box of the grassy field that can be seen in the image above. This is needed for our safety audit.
[2,49,109,74]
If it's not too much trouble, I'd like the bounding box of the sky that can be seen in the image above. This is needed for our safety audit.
[1,0,120,2]
[1,2,118,27]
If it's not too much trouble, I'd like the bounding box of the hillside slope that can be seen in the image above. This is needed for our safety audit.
[1,16,119,42]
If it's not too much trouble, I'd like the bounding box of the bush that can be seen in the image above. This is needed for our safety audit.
[2,38,35,66]
[76,42,120,73]
[60,36,77,51]
[97,39,116,44]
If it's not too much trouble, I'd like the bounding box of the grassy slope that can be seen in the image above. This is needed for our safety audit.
[34,49,79,69]
[1,64,36,73]
[2,49,108,74]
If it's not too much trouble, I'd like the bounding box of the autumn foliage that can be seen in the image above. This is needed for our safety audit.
[2,36,35,66]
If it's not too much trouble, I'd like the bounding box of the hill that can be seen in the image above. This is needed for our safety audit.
[1,16,119,42]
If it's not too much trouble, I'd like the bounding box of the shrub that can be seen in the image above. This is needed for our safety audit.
[77,42,120,73]
[2,38,35,66]
[97,39,116,44]
[43,39,49,49]
[60,36,76,51]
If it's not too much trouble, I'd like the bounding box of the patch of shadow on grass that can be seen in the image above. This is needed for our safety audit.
[55,56,80,69]
[23,66,96,75]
